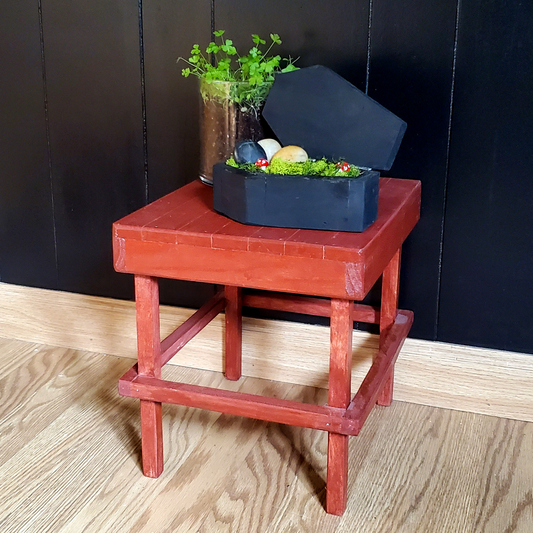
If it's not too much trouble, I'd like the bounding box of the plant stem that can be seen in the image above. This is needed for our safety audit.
[263,39,276,59]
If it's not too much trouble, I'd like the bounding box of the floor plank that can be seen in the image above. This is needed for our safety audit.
[0,339,531,532]
[0,345,128,466]
[0,337,43,375]
[197,387,331,533]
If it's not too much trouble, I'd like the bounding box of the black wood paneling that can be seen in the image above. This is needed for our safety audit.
[1,0,532,355]
[368,0,459,340]
[142,0,216,308]
[143,0,212,201]
[438,1,533,353]
[41,0,146,300]
[215,0,369,90]
[0,1,57,288]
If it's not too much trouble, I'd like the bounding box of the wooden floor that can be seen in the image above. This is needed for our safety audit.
[0,337,532,533]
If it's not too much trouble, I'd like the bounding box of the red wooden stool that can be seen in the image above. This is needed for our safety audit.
[113,178,421,515]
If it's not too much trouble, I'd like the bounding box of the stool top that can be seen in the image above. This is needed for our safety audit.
[113,178,420,300]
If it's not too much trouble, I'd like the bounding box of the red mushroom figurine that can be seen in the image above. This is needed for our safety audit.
[336,161,350,172]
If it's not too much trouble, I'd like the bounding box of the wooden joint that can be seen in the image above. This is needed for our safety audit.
[345,309,413,431]
[118,366,361,434]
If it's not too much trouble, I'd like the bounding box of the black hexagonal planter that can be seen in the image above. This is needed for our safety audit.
[212,65,406,232]
[213,163,379,232]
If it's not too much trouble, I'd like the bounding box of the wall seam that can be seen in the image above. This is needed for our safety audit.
[435,0,462,340]
[138,0,149,204]
[365,0,373,94]
[37,0,59,284]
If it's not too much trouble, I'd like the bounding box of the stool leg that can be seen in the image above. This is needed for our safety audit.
[224,285,242,381]
[378,248,401,407]
[135,274,164,477]
[327,298,353,515]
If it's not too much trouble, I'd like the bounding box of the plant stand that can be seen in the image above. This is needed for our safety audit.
[113,178,421,515]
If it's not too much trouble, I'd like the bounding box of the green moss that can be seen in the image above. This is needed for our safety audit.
[226,157,239,168]
[267,158,309,175]
[226,156,361,178]
[226,157,257,172]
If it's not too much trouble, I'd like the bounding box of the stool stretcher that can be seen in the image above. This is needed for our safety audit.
[119,297,412,437]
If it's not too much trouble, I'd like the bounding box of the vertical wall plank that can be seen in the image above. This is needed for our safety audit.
[143,0,212,201]
[41,0,145,299]
[438,1,533,353]
[0,1,57,288]
[368,0,458,340]
[215,0,369,90]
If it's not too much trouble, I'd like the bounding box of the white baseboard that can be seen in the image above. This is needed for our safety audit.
[0,282,531,422]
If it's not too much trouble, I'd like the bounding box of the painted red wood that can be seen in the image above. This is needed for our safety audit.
[114,177,421,515]
[327,432,349,515]
[346,310,414,432]
[224,285,242,380]
[243,291,332,317]
[160,290,226,366]
[113,178,421,301]
[119,306,409,436]
[119,370,354,434]
[134,275,164,477]
[327,299,353,515]
[116,238,358,300]
[139,400,163,478]
[242,291,380,324]
[329,299,354,408]
[135,275,161,377]
[378,248,401,406]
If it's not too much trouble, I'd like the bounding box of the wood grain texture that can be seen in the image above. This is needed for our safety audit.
[120,369,351,435]
[0,0,58,289]
[0,341,122,466]
[347,310,413,433]
[0,282,532,423]
[326,299,353,513]
[1,339,532,532]
[160,290,225,366]
[243,291,380,324]
[224,285,242,380]
[135,275,163,477]
[198,387,331,533]
[54,367,243,533]
[0,338,45,376]
[378,248,401,406]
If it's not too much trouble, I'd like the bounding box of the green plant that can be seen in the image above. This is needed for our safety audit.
[177,30,298,111]
[226,157,361,178]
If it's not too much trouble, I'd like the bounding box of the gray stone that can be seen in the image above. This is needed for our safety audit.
[234,140,267,164]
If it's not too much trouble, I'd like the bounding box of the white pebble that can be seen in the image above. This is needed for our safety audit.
[257,138,282,162]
